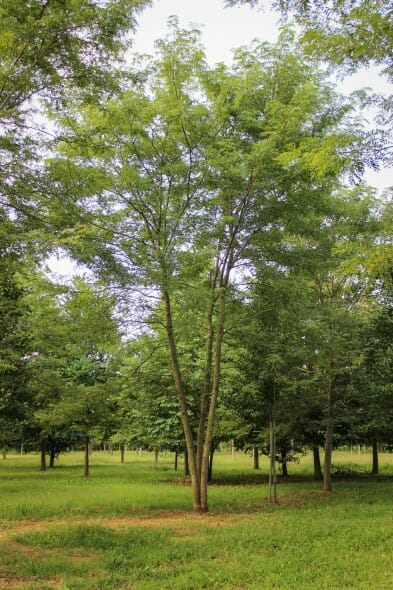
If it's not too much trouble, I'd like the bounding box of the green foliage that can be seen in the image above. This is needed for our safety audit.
[28,276,122,451]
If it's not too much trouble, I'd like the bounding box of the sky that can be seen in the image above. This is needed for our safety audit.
[132,0,281,62]
[48,0,391,278]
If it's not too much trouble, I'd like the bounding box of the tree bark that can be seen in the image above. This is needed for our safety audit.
[184,448,190,477]
[40,438,47,472]
[174,451,178,471]
[154,448,159,469]
[208,445,215,483]
[281,459,288,477]
[200,276,229,512]
[163,289,201,511]
[197,293,215,479]
[49,448,56,468]
[253,446,260,470]
[120,444,125,464]
[268,417,278,503]
[84,436,90,477]
[2,447,6,460]
[312,445,323,480]
[323,375,334,492]
[371,439,379,475]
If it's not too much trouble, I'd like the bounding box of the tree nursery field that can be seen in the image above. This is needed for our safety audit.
[0,450,392,590]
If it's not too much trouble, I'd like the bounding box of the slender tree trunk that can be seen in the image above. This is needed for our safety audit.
[154,448,159,469]
[49,449,56,468]
[197,294,216,479]
[163,289,201,511]
[84,436,90,477]
[208,445,215,483]
[200,276,229,512]
[120,444,125,464]
[312,446,323,480]
[174,451,178,471]
[371,439,379,475]
[281,459,288,477]
[40,438,47,472]
[268,417,278,503]
[184,448,190,477]
[323,375,334,492]
[2,447,6,460]
[253,446,260,470]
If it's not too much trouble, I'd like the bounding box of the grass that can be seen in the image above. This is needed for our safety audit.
[0,449,392,589]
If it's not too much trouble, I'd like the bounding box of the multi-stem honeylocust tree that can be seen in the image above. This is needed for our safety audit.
[49,25,362,511]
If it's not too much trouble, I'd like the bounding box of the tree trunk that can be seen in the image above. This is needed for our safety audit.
[163,247,232,512]
[371,439,379,475]
[312,446,323,480]
[154,448,159,469]
[200,276,229,512]
[268,417,278,503]
[40,438,47,472]
[84,436,90,477]
[197,295,215,479]
[281,460,288,477]
[163,290,201,511]
[174,451,178,471]
[120,444,125,464]
[208,445,215,483]
[2,447,6,460]
[253,446,259,470]
[49,448,56,468]
[184,448,190,477]
[323,375,334,492]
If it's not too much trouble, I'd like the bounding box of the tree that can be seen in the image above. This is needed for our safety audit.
[0,219,32,455]
[225,0,393,167]
[225,0,392,77]
[48,24,364,510]
[284,187,379,491]
[30,277,122,474]
[0,0,150,231]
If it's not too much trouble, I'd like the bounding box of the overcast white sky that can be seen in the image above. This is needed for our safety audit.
[132,0,281,62]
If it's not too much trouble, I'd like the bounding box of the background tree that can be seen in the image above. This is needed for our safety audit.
[0,221,31,456]
[30,277,122,474]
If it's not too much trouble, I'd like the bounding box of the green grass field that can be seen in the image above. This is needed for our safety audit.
[0,449,392,589]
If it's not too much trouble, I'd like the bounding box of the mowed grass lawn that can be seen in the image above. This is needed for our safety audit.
[0,449,392,589]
